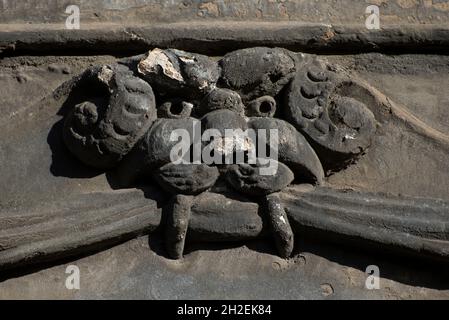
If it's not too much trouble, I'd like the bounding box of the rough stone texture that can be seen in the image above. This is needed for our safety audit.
[142,117,201,169]
[1,184,449,271]
[1,235,449,300]
[62,64,157,168]
[165,194,193,259]
[2,0,449,25]
[201,109,248,135]
[138,48,220,99]
[154,163,219,195]
[246,96,277,117]
[284,59,377,172]
[188,191,263,242]
[249,117,325,184]
[0,188,165,271]
[3,23,449,57]
[263,193,294,258]
[3,0,449,58]
[226,161,294,196]
[219,47,298,102]
[0,1,449,299]
[285,187,449,260]
[197,88,244,117]
[157,99,193,119]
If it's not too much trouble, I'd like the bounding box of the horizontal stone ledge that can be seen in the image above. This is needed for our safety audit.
[1,185,448,272]
[2,22,449,56]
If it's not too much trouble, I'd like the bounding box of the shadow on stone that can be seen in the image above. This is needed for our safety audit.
[0,238,134,283]
[296,236,449,290]
[47,118,104,179]
[47,76,107,179]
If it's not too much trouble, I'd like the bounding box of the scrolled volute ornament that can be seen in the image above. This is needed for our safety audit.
[284,59,377,172]
[63,64,157,169]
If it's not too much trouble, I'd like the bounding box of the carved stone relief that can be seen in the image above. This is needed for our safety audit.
[22,46,443,266]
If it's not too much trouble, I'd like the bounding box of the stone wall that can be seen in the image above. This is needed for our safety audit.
[1,0,449,25]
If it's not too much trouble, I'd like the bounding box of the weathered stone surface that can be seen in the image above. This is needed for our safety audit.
[63,64,156,169]
[4,184,449,273]
[165,194,193,259]
[157,99,193,119]
[188,191,263,242]
[197,87,244,117]
[2,235,449,300]
[200,109,251,161]
[284,59,377,172]
[138,48,220,99]
[219,47,299,102]
[283,187,449,261]
[54,48,449,266]
[226,161,294,196]
[2,0,449,26]
[248,117,324,184]
[246,95,276,117]
[3,24,449,58]
[2,37,449,299]
[263,193,294,258]
[201,109,248,135]
[154,163,219,195]
[141,117,200,169]
[0,188,165,271]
